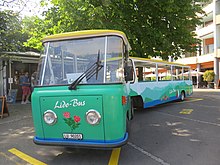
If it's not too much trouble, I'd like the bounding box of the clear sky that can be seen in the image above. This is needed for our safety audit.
[0,0,50,17]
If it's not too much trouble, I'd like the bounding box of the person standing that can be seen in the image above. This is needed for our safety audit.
[20,72,31,104]
[31,71,38,90]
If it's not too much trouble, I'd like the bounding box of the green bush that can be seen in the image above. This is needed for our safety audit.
[203,70,215,82]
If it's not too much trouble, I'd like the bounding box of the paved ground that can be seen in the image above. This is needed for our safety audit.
[0,89,220,165]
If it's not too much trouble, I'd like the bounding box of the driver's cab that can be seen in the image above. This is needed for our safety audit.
[32,30,134,148]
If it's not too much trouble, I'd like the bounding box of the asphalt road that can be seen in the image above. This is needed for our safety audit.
[0,90,220,165]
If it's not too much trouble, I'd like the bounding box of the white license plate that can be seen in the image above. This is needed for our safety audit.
[63,133,83,140]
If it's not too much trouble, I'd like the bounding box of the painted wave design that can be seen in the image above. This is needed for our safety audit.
[130,81,189,102]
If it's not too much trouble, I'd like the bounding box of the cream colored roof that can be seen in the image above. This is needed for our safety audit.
[130,57,190,67]
[42,29,131,50]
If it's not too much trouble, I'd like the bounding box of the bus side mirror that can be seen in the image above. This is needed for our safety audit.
[125,65,134,82]
[124,44,129,60]
[124,44,133,82]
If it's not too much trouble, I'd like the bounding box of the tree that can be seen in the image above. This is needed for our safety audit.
[203,70,215,82]
[26,0,206,59]
[87,0,205,59]
[0,10,29,52]
[203,70,215,88]
[22,16,53,51]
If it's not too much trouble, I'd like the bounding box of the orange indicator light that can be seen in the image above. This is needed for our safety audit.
[122,96,127,105]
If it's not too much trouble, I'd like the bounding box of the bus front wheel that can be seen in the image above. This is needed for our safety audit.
[130,99,134,120]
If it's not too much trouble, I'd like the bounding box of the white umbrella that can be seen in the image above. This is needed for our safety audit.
[158,72,172,77]
[182,70,204,88]
[145,73,156,77]
[190,70,204,76]
[181,70,204,76]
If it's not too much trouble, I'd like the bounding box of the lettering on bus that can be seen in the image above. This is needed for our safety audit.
[54,99,86,109]
[169,89,177,94]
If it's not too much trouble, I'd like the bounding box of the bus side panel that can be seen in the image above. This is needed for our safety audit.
[102,85,129,141]
[130,80,193,108]
[31,90,45,138]
[183,80,193,97]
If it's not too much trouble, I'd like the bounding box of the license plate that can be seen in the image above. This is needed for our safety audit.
[63,133,83,140]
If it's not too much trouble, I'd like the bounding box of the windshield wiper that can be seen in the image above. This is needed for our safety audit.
[69,50,103,90]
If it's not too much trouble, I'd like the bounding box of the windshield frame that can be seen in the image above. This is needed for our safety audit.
[37,35,126,87]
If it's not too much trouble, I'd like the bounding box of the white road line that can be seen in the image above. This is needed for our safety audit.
[127,142,170,165]
[158,112,220,127]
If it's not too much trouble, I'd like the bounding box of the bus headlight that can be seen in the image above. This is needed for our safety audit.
[86,110,101,125]
[43,110,57,125]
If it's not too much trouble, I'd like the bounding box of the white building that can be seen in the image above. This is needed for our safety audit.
[176,0,220,88]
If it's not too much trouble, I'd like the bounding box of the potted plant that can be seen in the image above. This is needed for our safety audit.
[203,70,215,88]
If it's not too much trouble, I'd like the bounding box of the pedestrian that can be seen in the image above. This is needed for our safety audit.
[31,71,38,90]
[20,72,31,104]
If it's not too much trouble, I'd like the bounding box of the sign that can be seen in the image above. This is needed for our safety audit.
[8,78,13,84]
[0,96,9,119]
[7,89,18,104]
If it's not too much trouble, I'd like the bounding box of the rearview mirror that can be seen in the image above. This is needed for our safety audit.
[125,65,134,82]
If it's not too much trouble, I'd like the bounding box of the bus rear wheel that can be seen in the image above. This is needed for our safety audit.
[180,91,185,101]
[132,96,143,110]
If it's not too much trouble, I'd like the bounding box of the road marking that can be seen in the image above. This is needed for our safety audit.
[8,148,47,165]
[108,148,121,165]
[0,152,22,165]
[128,142,170,165]
[158,112,220,127]
[171,98,203,105]
[183,98,203,103]
[180,109,193,115]
[159,98,203,107]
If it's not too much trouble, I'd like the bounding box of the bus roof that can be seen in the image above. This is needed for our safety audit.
[130,57,189,67]
[42,29,131,50]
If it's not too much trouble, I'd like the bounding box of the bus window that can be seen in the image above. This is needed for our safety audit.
[172,65,183,80]
[106,36,124,83]
[158,64,172,81]
[134,61,156,82]
[183,67,190,80]
[143,62,156,82]
[38,36,125,86]
[135,67,143,82]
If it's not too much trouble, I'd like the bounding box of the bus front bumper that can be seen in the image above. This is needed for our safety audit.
[33,133,128,148]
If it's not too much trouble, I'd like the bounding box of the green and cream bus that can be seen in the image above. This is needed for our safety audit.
[31,30,192,148]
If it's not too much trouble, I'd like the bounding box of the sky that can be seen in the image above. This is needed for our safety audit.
[0,0,50,17]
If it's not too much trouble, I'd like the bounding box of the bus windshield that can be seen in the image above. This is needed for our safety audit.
[38,36,125,86]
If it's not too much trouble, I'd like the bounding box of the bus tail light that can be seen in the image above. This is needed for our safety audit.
[122,96,127,105]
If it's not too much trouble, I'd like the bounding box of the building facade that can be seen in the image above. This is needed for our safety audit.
[0,52,39,101]
[176,0,220,88]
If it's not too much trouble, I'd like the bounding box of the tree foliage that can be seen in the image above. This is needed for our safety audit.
[203,70,215,82]
[26,0,206,59]
[0,10,29,52]
[22,16,55,51]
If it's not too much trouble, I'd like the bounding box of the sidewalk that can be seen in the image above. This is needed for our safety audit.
[0,103,32,122]
[193,88,220,92]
